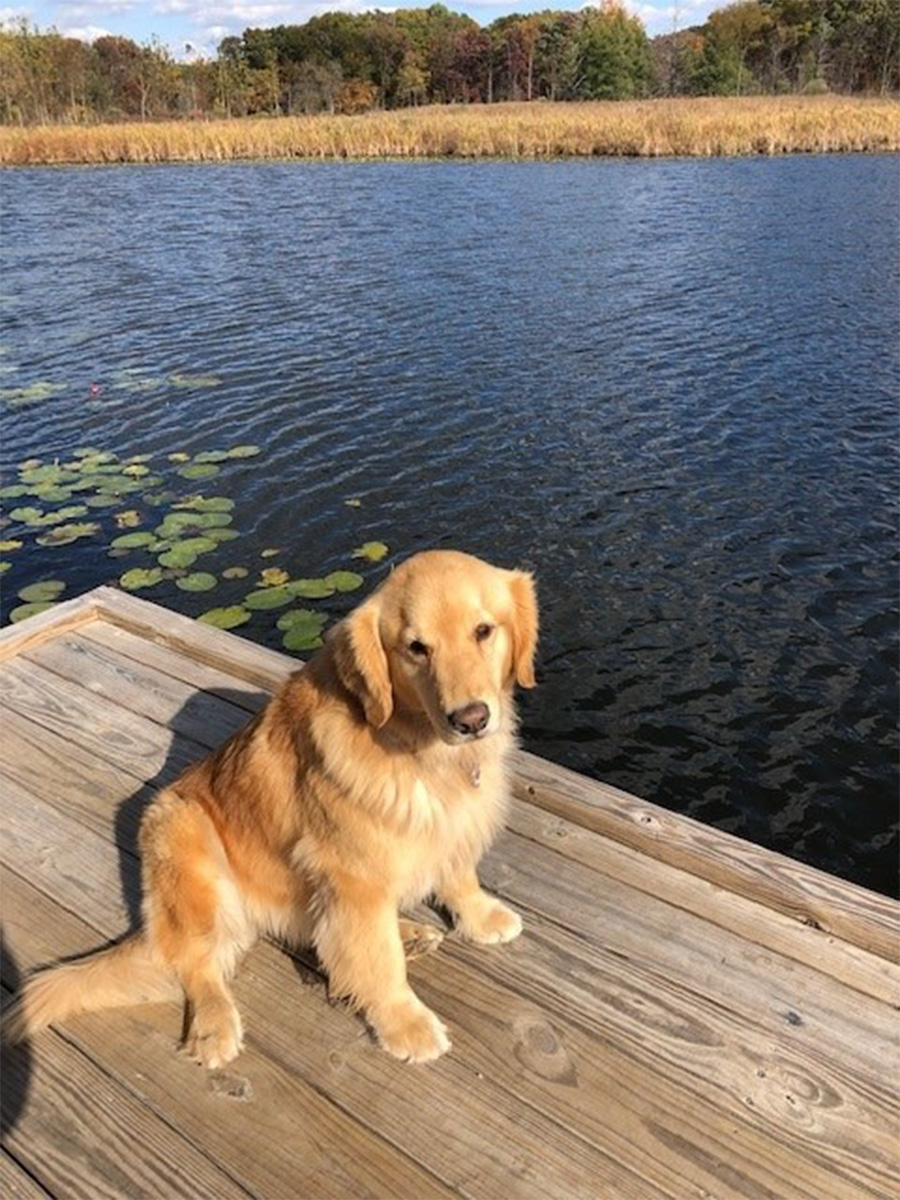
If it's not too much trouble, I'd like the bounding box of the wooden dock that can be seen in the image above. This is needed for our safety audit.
[1,586,897,1200]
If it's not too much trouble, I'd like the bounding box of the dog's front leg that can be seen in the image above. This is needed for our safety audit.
[436,867,523,945]
[314,878,450,1063]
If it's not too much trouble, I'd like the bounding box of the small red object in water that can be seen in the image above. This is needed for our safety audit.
[89,383,102,396]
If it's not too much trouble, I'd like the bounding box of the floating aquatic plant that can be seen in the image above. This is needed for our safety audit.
[288,578,334,599]
[244,586,294,610]
[35,522,100,546]
[176,572,217,592]
[198,606,251,629]
[0,562,10,574]
[1,381,67,407]
[120,567,164,591]
[17,579,66,603]
[10,601,55,622]
[111,531,157,550]
[178,464,220,481]
[227,445,260,459]
[324,570,363,593]
[114,510,141,528]
[261,548,280,558]
[278,609,328,652]
[352,541,389,562]
[260,567,289,587]
[169,373,223,389]
[222,566,248,579]
[0,539,23,551]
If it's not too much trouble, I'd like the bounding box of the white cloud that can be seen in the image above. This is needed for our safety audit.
[0,5,33,24]
[56,21,114,38]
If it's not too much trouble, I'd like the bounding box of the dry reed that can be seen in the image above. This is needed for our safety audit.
[1,96,897,165]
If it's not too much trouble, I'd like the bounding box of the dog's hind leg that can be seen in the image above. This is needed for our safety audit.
[140,791,254,1069]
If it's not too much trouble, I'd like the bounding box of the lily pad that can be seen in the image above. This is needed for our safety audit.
[32,486,73,502]
[277,608,327,632]
[174,536,218,556]
[158,548,197,569]
[35,522,99,546]
[0,485,29,499]
[173,496,234,513]
[0,562,10,574]
[1,381,67,407]
[288,578,335,599]
[244,586,294,610]
[126,454,153,464]
[193,450,229,464]
[227,445,261,459]
[121,464,150,477]
[17,579,66,603]
[176,572,218,592]
[281,612,327,652]
[222,566,248,579]
[169,373,223,389]
[345,498,362,508]
[10,601,55,622]
[143,490,178,507]
[9,506,44,524]
[260,567,289,588]
[168,452,191,463]
[324,570,364,593]
[111,531,157,550]
[114,510,141,528]
[197,605,251,629]
[203,527,239,543]
[0,539,23,551]
[261,548,280,558]
[352,541,389,563]
[178,464,220,481]
[120,567,164,591]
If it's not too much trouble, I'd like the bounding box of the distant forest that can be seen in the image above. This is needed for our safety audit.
[1,0,897,125]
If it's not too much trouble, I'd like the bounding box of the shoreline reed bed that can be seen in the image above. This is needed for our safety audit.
[1,96,897,165]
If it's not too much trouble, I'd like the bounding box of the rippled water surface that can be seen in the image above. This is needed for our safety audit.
[2,157,897,895]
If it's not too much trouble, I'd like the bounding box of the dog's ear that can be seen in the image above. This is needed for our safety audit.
[508,570,538,689]
[329,600,393,727]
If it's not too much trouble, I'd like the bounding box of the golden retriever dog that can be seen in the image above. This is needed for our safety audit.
[7,550,538,1065]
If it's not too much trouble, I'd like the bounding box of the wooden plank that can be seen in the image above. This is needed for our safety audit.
[1,867,456,1200]
[0,656,207,784]
[5,779,894,1200]
[0,592,98,662]
[23,630,257,746]
[1,815,656,1200]
[6,662,896,1077]
[0,1153,50,1200]
[512,752,900,963]
[506,798,900,1005]
[91,586,294,692]
[0,989,251,1200]
[6,716,898,1198]
[80,621,268,715]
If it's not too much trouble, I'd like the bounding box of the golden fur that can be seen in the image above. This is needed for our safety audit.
[6,550,538,1064]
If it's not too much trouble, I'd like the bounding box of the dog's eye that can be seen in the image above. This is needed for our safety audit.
[408,639,430,659]
[474,623,494,642]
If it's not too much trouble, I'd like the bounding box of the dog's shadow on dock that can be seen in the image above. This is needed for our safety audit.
[1,930,31,1140]
[115,686,271,929]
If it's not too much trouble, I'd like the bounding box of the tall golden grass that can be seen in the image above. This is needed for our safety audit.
[1,96,897,165]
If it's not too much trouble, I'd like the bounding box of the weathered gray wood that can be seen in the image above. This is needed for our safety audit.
[1,868,456,1200]
[91,586,293,691]
[1,819,656,1200]
[512,751,900,964]
[79,621,267,715]
[0,1152,50,1200]
[506,798,900,1004]
[0,592,98,662]
[5,730,898,1199]
[0,986,251,1200]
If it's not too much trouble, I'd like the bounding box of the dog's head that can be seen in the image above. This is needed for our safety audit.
[330,550,538,744]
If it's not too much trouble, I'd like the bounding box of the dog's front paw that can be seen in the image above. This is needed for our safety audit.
[458,897,523,945]
[185,1001,244,1070]
[375,996,450,1063]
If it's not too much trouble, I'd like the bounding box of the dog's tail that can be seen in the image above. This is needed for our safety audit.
[4,935,179,1042]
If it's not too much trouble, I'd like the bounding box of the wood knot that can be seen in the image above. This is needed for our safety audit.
[512,1016,577,1086]
[208,1071,254,1102]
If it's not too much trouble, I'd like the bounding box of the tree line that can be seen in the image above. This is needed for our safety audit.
[1,0,897,125]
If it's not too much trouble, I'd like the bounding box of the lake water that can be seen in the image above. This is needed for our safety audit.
[1,156,897,896]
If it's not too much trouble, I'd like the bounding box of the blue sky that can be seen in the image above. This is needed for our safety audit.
[2,0,720,60]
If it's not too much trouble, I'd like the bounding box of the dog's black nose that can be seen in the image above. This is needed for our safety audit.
[448,702,490,737]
